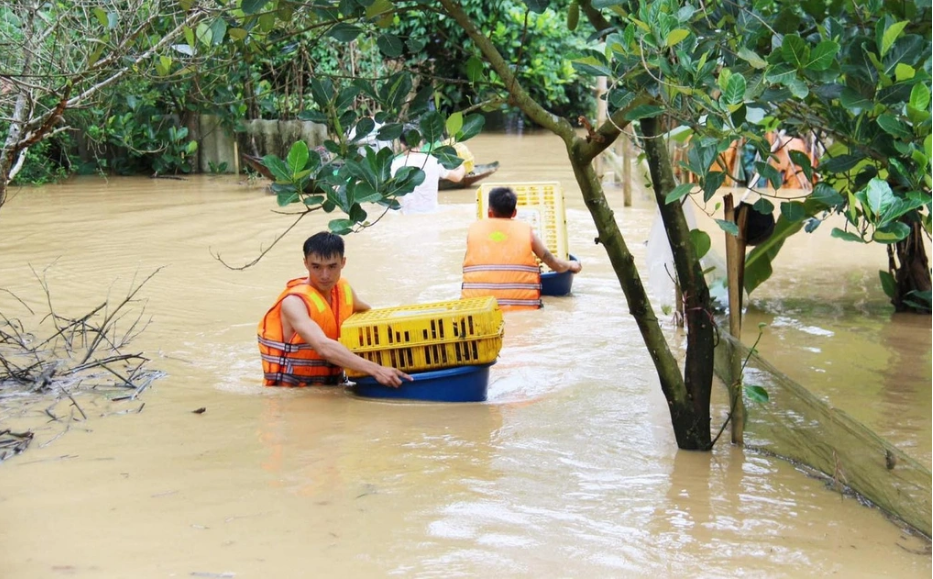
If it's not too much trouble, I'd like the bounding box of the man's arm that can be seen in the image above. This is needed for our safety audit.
[281,296,411,387]
[351,288,371,313]
[443,163,467,183]
[531,234,582,274]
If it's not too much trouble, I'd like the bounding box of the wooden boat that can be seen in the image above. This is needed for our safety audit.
[241,153,275,181]
[440,161,500,191]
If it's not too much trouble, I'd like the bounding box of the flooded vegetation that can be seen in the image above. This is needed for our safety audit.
[0,133,929,577]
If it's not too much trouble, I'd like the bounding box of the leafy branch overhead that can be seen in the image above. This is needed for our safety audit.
[569,0,930,309]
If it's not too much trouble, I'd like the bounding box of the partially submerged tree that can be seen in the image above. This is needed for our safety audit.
[223,0,929,447]
[0,0,218,206]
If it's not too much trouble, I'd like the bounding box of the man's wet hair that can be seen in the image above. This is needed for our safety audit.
[488,187,517,217]
[303,232,345,259]
[399,124,421,148]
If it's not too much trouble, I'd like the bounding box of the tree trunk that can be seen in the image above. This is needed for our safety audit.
[441,0,713,450]
[892,221,932,313]
[641,117,714,449]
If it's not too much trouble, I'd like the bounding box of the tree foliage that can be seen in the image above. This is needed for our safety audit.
[580,0,931,310]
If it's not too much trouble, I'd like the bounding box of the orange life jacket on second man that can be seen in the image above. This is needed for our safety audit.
[257,277,355,386]
[462,218,542,310]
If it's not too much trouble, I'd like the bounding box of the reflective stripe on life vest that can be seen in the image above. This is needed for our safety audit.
[257,277,355,387]
[462,219,542,310]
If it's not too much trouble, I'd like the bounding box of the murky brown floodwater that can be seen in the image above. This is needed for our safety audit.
[0,133,929,578]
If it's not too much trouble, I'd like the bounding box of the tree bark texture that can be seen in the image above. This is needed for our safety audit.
[892,221,932,313]
[441,0,713,449]
[641,118,715,450]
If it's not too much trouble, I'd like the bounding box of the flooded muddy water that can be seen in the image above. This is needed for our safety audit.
[0,132,929,578]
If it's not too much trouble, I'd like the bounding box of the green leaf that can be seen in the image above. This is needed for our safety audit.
[864,178,894,216]
[241,0,268,15]
[753,198,774,215]
[303,195,325,207]
[419,112,446,145]
[744,384,769,403]
[666,29,690,47]
[765,64,797,84]
[329,23,362,43]
[690,229,711,259]
[806,41,839,71]
[878,270,897,298]
[877,114,912,139]
[446,112,463,138]
[466,55,485,83]
[781,35,809,69]
[872,221,910,243]
[376,123,403,141]
[895,63,916,82]
[785,77,809,98]
[789,150,812,182]
[276,188,299,207]
[286,141,309,176]
[910,83,931,111]
[92,7,108,27]
[831,227,865,242]
[721,74,746,106]
[377,33,403,57]
[715,219,740,236]
[228,28,248,41]
[262,155,292,182]
[737,47,767,69]
[259,11,275,32]
[572,56,613,77]
[365,0,393,19]
[335,86,360,113]
[196,22,212,46]
[664,183,694,204]
[810,183,844,209]
[780,201,807,222]
[209,17,227,45]
[458,114,485,141]
[745,216,803,294]
[328,218,355,235]
[625,105,665,121]
[819,154,861,173]
[881,21,909,57]
[840,88,872,110]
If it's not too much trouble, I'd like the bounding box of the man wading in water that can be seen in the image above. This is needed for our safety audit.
[462,187,582,310]
[257,232,412,387]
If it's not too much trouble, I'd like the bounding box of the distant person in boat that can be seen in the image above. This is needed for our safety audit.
[258,232,412,388]
[390,127,466,214]
[462,187,582,310]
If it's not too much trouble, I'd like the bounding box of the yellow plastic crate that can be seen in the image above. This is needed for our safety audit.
[476,182,569,261]
[339,297,504,377]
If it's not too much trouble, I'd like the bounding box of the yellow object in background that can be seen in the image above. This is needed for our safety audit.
[340,297,504,377]
[453,142,475,174]
[476,182,569,262]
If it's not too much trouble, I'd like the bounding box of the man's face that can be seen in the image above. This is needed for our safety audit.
[304,252,346,293]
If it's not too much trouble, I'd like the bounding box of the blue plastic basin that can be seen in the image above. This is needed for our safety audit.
[541,254,578,296]
[351,363,494,402]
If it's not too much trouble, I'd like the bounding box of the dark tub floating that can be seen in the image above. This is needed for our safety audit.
[351,363,495,402]
[541,254,578,297]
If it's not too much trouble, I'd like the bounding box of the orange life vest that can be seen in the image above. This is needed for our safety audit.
[257,277,355,386]
[462,219,542,310]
